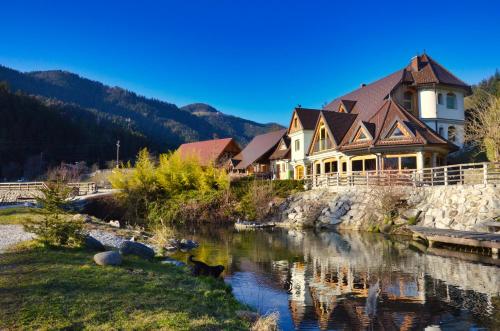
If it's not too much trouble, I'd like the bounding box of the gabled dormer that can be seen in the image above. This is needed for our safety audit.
[287,108,321,162]
[308,110,357,155]
[339,100,356,113]
[350,121,375,144]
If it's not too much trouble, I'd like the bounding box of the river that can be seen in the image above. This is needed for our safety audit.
[172,226,500,330]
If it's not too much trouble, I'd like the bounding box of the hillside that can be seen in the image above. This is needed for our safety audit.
[0,85,148,179]
[0,66,282,150]
[181,103,284,140]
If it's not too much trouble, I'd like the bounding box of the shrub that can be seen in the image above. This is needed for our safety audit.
[24,181,84,247]
[109,148,231,226]
[239,180,274,221]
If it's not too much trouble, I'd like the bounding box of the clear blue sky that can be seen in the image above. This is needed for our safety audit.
[1,1,499,125]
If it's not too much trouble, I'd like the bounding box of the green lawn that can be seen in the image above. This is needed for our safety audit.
[0,243,249,330]
[0,207,46,225]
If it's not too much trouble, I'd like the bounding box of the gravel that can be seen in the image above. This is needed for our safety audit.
[0,225,35,253]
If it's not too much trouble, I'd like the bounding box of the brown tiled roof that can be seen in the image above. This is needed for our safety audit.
[324,70,404,121]
[321,110,358,145]
[324,54,471,123]
[340,99,455,151]
[177,138,241,166]
[234,129,287,169]
[269,136,291,160]
[405,54,471,91]
[294,108,321,130]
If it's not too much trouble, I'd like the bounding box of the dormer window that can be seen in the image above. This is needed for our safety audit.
[446,93,457,109]
[403,91,413,111]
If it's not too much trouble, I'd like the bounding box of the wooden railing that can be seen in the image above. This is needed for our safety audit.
[305,162,500,188]
[0,181,97,196]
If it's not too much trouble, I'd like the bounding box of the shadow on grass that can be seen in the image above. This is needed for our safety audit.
[0,245,248,330]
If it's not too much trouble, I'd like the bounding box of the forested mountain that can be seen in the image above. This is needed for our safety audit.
[0,85,148,179]
[0,65,281,147]
[181,103,284,140]
[0,65,282,179]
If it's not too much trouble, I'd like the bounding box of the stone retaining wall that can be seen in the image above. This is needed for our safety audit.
[275,184,499,231]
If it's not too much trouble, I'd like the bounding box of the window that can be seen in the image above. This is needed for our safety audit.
[437,93,443,105]
[438,127,444,137]
[315,163,321,175]
[446,93,456,109]
[383,157,399,170]
[365,158,376,171]
[294,139,300,151]
[293,117,298,128]
[325,162,331,173]
[352,160,363,171]
[403,91,413,110]
[448,126,456,142]
[401,156,417,170]
[389,126,405,138]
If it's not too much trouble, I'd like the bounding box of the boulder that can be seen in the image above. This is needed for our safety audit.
[85,235,105,251]
[179,239,199,250]
[109,220,121,228]
[94,251,122,266]
[119,241,155,260]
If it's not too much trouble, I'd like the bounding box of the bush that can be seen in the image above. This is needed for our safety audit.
[24,181,84,247]
[109,149,231,226]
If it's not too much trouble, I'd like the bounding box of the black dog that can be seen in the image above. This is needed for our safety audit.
[188,255,225,278]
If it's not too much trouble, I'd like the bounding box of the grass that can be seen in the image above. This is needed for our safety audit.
[0,206,46,225]
[0,242,249,330]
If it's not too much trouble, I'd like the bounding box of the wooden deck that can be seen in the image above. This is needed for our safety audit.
[409,226,500,258]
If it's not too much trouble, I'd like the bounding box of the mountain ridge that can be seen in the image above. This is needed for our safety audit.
[0,65,283,149]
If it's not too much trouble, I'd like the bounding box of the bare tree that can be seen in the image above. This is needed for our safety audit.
[465,90,500,161]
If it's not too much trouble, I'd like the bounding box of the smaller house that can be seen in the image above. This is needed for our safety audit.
[233,129,287,177]
[177,138,241,168]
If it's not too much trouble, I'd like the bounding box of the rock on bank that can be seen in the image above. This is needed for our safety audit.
[273,184,499,231]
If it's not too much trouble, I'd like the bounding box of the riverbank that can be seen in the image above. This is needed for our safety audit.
[0,242,250,330]
[0,208,255,330]
[272,185,500,232]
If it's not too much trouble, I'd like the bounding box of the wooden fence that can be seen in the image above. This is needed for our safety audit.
[305,162,500,188]
[0,181,97,197]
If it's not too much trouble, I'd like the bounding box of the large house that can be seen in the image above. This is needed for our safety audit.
[271,54,471,180]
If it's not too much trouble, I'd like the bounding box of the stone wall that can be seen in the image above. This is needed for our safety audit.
[274,184,500,231]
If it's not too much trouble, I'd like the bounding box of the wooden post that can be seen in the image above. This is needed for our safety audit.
[483,162,488,185]
[444,166,448,186]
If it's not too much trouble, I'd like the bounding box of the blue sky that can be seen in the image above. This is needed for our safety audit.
[1,1,499,125]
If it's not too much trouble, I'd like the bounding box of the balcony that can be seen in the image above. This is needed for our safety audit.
[312,139,334,154]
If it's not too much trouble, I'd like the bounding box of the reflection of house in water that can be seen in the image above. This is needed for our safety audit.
[271,230,499,330]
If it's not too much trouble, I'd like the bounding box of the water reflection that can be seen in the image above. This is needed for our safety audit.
[172,227,500,330]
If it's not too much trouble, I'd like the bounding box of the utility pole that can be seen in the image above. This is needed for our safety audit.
[116,140,120,168]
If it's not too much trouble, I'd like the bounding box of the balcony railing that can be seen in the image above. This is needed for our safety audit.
[312,139,334,154]
[305,162,500,188]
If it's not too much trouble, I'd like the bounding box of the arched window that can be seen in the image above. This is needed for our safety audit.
[446,93,457,109]
[403,91,413,110]
[448,126,456,142]
[437,93,444,105]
